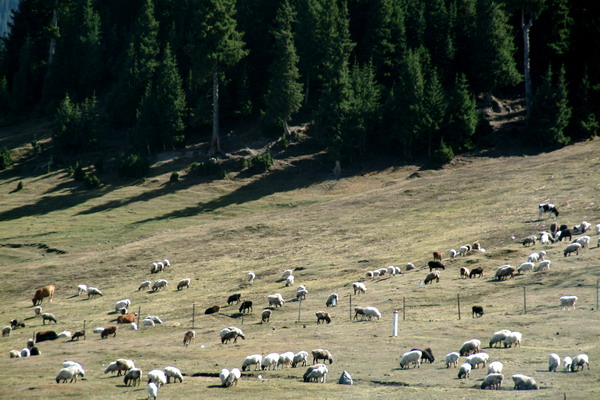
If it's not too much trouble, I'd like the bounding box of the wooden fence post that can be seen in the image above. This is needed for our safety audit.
[138,306,142,329]
[523,286,527,315]
[349,295,352,321]
[298,299,302,322]
[192,303,196,329]
[403,297,406,321]
[457,293,461,320]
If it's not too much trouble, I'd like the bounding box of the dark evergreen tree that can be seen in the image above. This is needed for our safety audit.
[573,68,599,139]
[445,73,477,151]
[423,68,446,156]
[424,0,454,81]
[53,94,98,152]
[10,36,37,112]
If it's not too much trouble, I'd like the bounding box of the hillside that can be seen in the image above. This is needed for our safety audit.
[0,132,599,399]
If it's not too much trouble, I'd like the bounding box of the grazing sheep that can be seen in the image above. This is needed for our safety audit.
[100,326,118,339]
[549,353,560,372]
[487,361,504,374]
[563,356,572,372]
[449,249,457,259]
[115,299,131,312]
[292,351,309,368]
[165,366,184,383]
[399,350,422,369]
[571,354,590,371]
[574,221,591,234]
[489,329,512,348]
[412,348,434,363]
[33,306,42,316]
[261,309,271,323]
[445,352,460,368]
[220,327,245,344]
[151,279,168,291]
[535,260,551,272]
[9,350,20,358]
[540,232,552,244]
[458,245,471,256]
[281,269,293,280]
[239,300,253,313]
[386,266,397,275]
[517,262,534,274]
[285,275,295,287]
[92,327,104,334]
[495,265,515,280]
[366,271,374,278]
[560,295,578,310]
[268,293,285,308]
[522,236,536,246]
[147,382,158,400]
[32,285,55,306]
[503,331,522,348]
[460,267,470,278]
[564,243,583,257]
[205,305,220,314]
[352,282,367,294]
[512,374,539,390]
[138,281,151,291]
[405,263,416,271]
[428,261,446,272]
[296,286,308,300]
[457,362,471,379]
[247,272,256,283]
[71,330,86,341]
[219,369,230,386]
[147,369,167,386]
[228,294,242,305]
[305,364,328,383]
[326,293,338,307]
[472,306,484,318]
[372,270,380,277]
[20,348,30,357]
[558,229,573,242]
[55,365,85,383]
[472,241,481,250]
[41,313,57,325]
[104,361,119,375]
[225,368,241,387]
[378,268,387,276]
[433,251,443,261]
[469,267,484,278]
[423,271,440,285]
[87,287,103,298]
[315,311,332,324]
[353,307,365,321]
[176,279,191,290]
[124,368,142,386]
[277,352,295,369]
[114,359,135,376]
[77,284,87,296]
[459,339,481,356]
[142,319,155,327]
[481,373,503,390]
[395,266,402,274]
[466,352,489,369]
[145,315,162,324]
[312,349,333,364]
[363,306,382,320]
[1,326,11,336]
[538,203,559,218]
[261,353,280,370]
[573,235,591,248]
[242,354,263,371]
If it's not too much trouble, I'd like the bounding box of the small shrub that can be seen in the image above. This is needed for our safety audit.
[73,164,85,181]
[117,153,149,179]
[0,147,12,170]
[433,139,454,165]
[170,171,179,183]
[244,152,273,174]
[189,159,225,178]
[83,173,100,188]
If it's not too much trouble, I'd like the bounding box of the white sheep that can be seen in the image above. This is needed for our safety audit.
[459,339,481,356]
[277,351,295,369]
[457,362,471,379]
[164,366,183,383]
[77,284,87,296]
[9,350,21,358]
[466,352,489,369]
[115,299,131,312]
[296,285,308,300]
[147,382,158,399]
[596,223,600,235]
[225,368,241,387]
[394,266,402,274]
[535,260,551,271]
[489,329,511,347]
[292,351,309,368]
[372,270,380,277]
[143,319,155,327]
[247,272,256,283]
[527,252,542,263]
[325,293,338,307]
[115,359,135,376]
[87,287,103,298]
[281,269,293,280]
[93,327,105,334]
[147,369,167,386]
[104,362,119,374]
[55,365,85,383]
[449,249,457,259]
[176,278,191,290]
[20,348,30,358]
[573,235,591,248]
[268,293,285,307]
[378,267,387,276]
[399,350,422,369]
[163,259,170,268]
[151,279,168,291]
[387,266,396,275]
[242,354,262,371]
[219,368,230,386]
[261,353,280,370]
[220,327,245,343]
[33,306,42,316]
[366,271,374,278]
[512,374,539,390]
[124,368,142,386]
[487,361,503,374]
[285,275,295,286]
[574,221,591,234]
[563,356,572,372]
[63,361,83,369]
[352,282,367,295]
[548,353,560,372]
[130,322,138,330]
[445,352,460,368]
[560,295,578,310]
[572,354,590,371]
[503,331,522,348]
[517,262,534,274]
[145,315,163,324]
[57,331,72,339]
[540,233,551,244]
[564,243,582,257]
[306,364,328,383]
[138,280,151,291]
[458,245,470,256]
[362,306,382,320]
[481,373,503,390]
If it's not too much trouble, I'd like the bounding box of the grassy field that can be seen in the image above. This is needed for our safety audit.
[0,124,599,399]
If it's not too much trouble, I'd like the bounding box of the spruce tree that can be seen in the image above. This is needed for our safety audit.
[423,68,447,156]
[445,73,477,151]
[264,0,303,138]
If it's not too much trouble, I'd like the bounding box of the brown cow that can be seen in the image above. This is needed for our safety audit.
[32,285,55,306]
[71,330,86,341]
[100,326,118,339]
[433,251,443,262]
[116,314,137,324]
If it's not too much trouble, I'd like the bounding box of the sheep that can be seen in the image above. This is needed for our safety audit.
[227,293,242,305]
[296,286,308,300]
[205,305,220,314]
[87,287,103,298]
[41,313,57,325]
[489,329,512,347]
[549,353,560,372]
[423,271,440,285]
[378,268,387,276]
[412,348,434,363]
[239,300,253,313]
[366,271,374,278]
[386,266,397,275]
[183,330,195,346]
[469,266,484,278]
[517,262,534,274]
[58,331,72,339]
[285,275,295,286]
[512,374,539,390]
[472,306,484,318]
[535,260,551,272]
[124,368,142,386]
[459,339,481,356]
[538,203,559,218]
[405,263,416,271]
[176,279,191,290]
[165,366,184,383]
[481,373,503,390]
[571,354,590,371]
[29,346,40,356]
[261,309,271,323]
[115,299,131,312]
[574,221,591,234]
[353,307,365,320]
[151,279,168,291]
[92,327,105,334]
[1,326,11,336]
[219,368,230,386]
[527,252,542,263]
[71,330,86,341]
[352,282,367,294]
[246,272,256,283]
[503,331,522,348]
[363,306,382,320]
[312,349,333,364]
[458,245,471,256]
[449,249,457,259]
[540,232,552,244]
[560,295,578,310]
[33,306,42,316]
[372,270,380,277]
[457,362,471,379]
[55,365,85,383]
[147,369,167,386]
[32,285,55,306]
[445,352,460,368]
[225,368,241,387]
[394,266,402,274]
[9,350,20,358]
[115,359,135,376]
[399,350,422,369]
[220,327,245,344]
[558,229,573,242]
[268,293,285,308]
[143,319,155,327]
[564,242,583,257]
[20,348,30,357]
[261,353,280,370]
[100,326,118,339]
[596,224,600,235]
[77,284,87,296]
[495,265,515,281]
[315,311,332,324]
[145,315,162,324]
[428,261,446,272]
[487,361,503,374]
[242,354,262,371]
[305,364,328,383]
[147,382,158,400]
[292,351,309,368]
[104,361,119,375]
[563,356,572,372]
[326,293,338,307]
[573,235,591,248]
[138,281,151,291]
[281,269,293,280]
[466,352,489,369]
[522,236,536,246]
[460,267,470,279]
[278,351,295,369]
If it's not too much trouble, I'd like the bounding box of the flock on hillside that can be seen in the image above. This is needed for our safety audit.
[3,202,598,396]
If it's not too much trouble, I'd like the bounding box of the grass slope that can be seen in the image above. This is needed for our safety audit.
[0,135,599,399]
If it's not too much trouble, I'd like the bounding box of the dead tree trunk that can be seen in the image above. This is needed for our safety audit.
[522,10,533,121]
[210,69,221,156]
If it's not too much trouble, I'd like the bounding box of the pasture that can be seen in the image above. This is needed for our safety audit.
[0,132,599,399]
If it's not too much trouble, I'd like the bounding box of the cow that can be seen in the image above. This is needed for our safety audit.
[117,314,137,324]
[32,285,55,306]
[100,326,118,339]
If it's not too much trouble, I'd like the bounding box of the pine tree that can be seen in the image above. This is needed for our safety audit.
[10,36,36,112]
[53,94,98,152]
[574,68,599,139]
[264,0,303,138]
[424,0,454,81]
[423,68,447,156]
[445,73,477,151]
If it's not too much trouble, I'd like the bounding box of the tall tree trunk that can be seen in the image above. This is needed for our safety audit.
[522,11,533,121]
[210,69,221,155]
[48,0,58,64]
[304,72,310,106]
